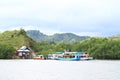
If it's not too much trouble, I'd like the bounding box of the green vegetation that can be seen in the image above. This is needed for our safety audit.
[0,29,30,48]
[73,37,120,59]
[0,29,120,59]
[0,29,36,59]
[0,43,15,59]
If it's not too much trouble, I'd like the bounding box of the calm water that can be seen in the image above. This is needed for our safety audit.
[0,60,120,80]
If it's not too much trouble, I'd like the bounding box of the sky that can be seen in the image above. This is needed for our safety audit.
[0,0,120,37]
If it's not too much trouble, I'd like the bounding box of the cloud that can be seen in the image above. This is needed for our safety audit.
[0,0,120,36]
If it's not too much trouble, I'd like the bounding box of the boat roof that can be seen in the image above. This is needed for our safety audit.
[55,52,64,54]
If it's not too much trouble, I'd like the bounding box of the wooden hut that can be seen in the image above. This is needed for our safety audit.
[17,46,32,59]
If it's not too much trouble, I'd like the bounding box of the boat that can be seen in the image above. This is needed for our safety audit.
[80,57,93,60]
[54,52,80,61]
[54,52,93,61]
[79,52,93,60]
[55,57,80,61]
[33,55,44,60]
[48,54,58,60]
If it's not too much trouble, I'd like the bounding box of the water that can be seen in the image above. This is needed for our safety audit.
[0,60,120,80]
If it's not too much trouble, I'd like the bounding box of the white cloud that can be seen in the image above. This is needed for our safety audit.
[78,32,103,37]
[0,0,119,21]
[0,0,120,36]
[10,26,35,30]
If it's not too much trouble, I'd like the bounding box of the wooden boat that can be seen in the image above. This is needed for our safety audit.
[33,55,44,60]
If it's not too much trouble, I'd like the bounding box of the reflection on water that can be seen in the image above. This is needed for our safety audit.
[0,60,120,80]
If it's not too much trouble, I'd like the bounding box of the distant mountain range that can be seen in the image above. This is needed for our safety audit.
[26,30,90,43]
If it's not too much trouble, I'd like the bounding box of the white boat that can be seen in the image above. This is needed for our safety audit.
[80,57,93,60]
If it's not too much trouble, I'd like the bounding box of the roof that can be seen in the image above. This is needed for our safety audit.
[55,52,64,54]
[17,46,30,52]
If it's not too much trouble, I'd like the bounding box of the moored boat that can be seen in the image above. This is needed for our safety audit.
[54,52,93,61]
[80,57,93,60]
[33,55,44,60]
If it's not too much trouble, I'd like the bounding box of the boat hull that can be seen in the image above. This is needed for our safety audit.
[34,58,44,60]
[80,57,93,60]
[33,55,44,60]
[55,57,93,61]
[55,58,80,61]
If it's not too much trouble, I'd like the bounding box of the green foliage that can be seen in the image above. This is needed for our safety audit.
[72,37,120,59]
[0,29,36,59]
[0,29,35,48]
[18,28,27,36]
[0,44,16,59]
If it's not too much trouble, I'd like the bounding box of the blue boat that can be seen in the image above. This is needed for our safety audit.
[54,52,92,61]
[55,55,80,61]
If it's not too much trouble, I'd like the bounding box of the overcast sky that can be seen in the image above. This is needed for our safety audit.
[0,0,120,36]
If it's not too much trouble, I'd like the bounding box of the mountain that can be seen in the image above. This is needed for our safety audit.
[26,30,48,42]
[26,30,90,43]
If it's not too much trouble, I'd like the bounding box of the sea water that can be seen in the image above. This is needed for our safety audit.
[0,60,120,80]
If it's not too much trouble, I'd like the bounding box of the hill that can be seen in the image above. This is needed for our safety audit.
[0,29,36,50]
[0,29,35,49]
[0,29,37,59]
[26,30,90,43]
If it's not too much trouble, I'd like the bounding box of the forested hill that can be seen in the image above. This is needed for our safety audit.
[26,30,90,43]
[0,29,36,49]
[75,37,120,59]
[0,29,37,59]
